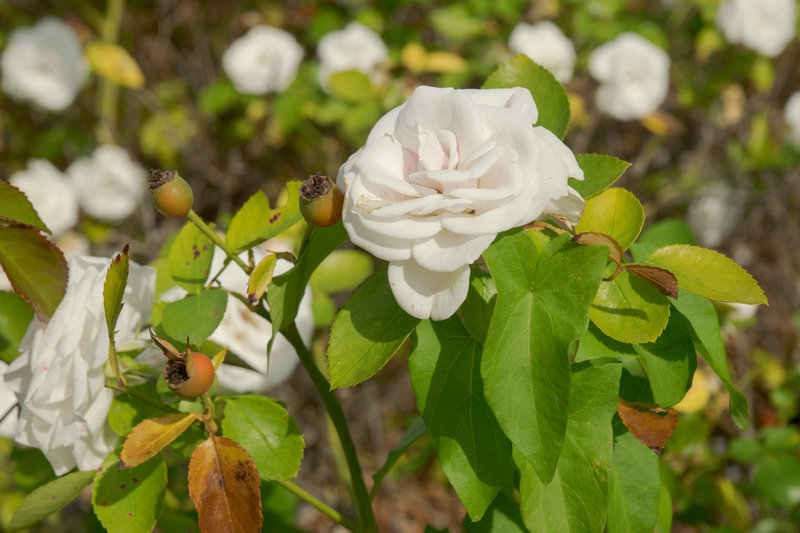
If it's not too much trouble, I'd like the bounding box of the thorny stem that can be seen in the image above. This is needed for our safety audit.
[275,480,365,533]
[96,0,125,144]
[186,209,252,274]
[283,325,380,533]
[106,381,179,414]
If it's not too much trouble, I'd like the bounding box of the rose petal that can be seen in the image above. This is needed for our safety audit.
[388,259,470,320]
[412,231,496,273]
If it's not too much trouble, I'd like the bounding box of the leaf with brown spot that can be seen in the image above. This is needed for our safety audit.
[189,435,262,533]
[625,264,679,299]
[616,399,678,455]
[246,253,276,304]
[120,413,199,469]
[572,231,623,269]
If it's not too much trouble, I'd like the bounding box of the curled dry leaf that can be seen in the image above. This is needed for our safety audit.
[189,435,262,533]
[625,264,679,299]
[120,413,199,469]
[149,327,183,360]
[616,398,678,455]
[572,231,623,268]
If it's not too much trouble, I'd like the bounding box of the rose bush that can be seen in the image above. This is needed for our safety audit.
[715,0,796,58]
[337,85,586,320]
[222,25,304,95]
[2,255,156,475]
[508,21,576,84]
[317,21,388,91]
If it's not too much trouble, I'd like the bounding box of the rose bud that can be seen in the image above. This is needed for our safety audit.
[148,169,193,217]
[299,171,344,227]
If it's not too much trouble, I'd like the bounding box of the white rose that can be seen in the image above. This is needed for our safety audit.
[222,25,304,95]
[67,145,147,221]
[317,21,388,91]
[508,21,576,84]
[0,361,18,438]
[10,159,79,238]
[588,32,671,121]
[784,91,800,144]
[687,183,739,249]
[715,0,796,58]
[337,85,586,321]
[0,17,88,111]
[2,255,156,475]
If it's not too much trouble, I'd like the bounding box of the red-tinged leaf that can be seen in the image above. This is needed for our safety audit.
[0,182,49,232]
[572,231,623,268]
[616,399,678,455]
[246,253,276,304]
[0,226,67,322]
[188,435,262,533]
[120,413,200,469]
[625,264,679,299]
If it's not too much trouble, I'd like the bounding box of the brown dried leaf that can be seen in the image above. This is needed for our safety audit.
[189,435,262,533]
[617,399,678,455]
[119,413,199,469]
[149,327,183,360]
[572,231,623,268]
[625,264,679,299]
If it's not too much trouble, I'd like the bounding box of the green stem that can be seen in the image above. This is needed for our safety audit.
[186,209,252,274]
[106,381,179,414]
[283,326,379,533]
[95,0,125,144]
[200,392,219,434]
[275,480,365,533]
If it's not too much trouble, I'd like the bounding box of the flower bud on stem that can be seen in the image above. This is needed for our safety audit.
[299,171,344,227]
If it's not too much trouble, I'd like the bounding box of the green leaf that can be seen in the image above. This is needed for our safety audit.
[329,70,375,103]
[634,313,697,407]
[482,54,570,139]
[755,454,800,508]
[7,470,96,532]
[570,154,631,199]
[462,491,528,533]
[226,184,304,253]
[108,384,163,437]
[516,362,623,533]
[198,78,239,116]
[460,267,497,346]
[619,367,655,405]
[162,289,228,346]
[0,226,67,322]
[429,4,485,42]
[629,217,696,263]
[370,417,427,500]
[218,396,305,481]
[482,230,608,484]
[309,249,373,294]
[0,292,33,363]
[409,315,511,520]
[655,483,672,533]
[575,322,637,363]
[607,417,660,533]
[104,244,130,342]
[0,182,49,232]
[247,254,277,304]
[671,290,749,430]
[168,222,213,294]
[92,451,167,533]
[328,269,421,388]
[590,267,670,344]
[576,188,644,252]
[645,245,767,305]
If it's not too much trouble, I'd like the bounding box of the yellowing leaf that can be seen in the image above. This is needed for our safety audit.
[401,42,428,73]
[674,369,710,414]
[120,413,199,469]
[86,42,145,89]
[426,51,467,73]
[189,436,262,533]
[247,254,276,304]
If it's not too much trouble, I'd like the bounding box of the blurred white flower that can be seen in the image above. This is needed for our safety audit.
[10,159,79,238]
[67,145,147,221]
[317,21,388,91]
[1,17,88,111]
[2,256,156,475]
[727,302,759,322]
[687,183,740,249]
[715,0,796,58]
[508,21,576,84]
[222,25,304,95]
[784,91,800,144]
[588,32,671,121]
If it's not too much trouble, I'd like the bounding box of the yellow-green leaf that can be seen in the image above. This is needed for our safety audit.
[247,254,276,304]
[576,188,644,252]
[86,42,145,88]
[120,413,199,469]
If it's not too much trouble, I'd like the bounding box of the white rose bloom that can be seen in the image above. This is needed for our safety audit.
[10,159,79,238]
[715,0,796,58]
[2,256,156,475]
[67,145,147,221]
[0,361,18,438]
[508,21,576,84]
[317,21,388,91]
[222,25,304,95]
[1,17,88,111]
[588,32,671,121]
[337,85,586,321]
[784,91,800,144]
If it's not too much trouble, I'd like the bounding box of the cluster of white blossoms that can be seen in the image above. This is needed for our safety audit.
[509,21,576,84]
[715,0,797,58]
[317,21,388,91]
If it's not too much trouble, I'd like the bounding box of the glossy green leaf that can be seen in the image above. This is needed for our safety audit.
[655,483,672,533]
[108,384,163,437]
[570,154,631,199]
[645,245,767,305]
[463,492,527,533]
[0,292,33,363]
[482,54,570,139]
[576,188,644,252]
[409,315,511,520]
[0,226,67,322]
[8,470,96,532]
[219,396,304,481]
[104,244,129,342]
[590,267,670,344]
[460,267,497,346]
[92,451,167,533]
[370,417,427,500]
[226,184,303,253]
[0,182,49,232]
[329,70,375,103]
[309,249,373,294]
[482,230,608,484]
[634,313,697,407]
[607,417,660,533]
[575,323,637,363]
[755,454,800,507]
[328,269,420,388]
[671,289,749,430]
[629,217,696,263]
[619,367,655,405]
[162,289,228,346]
[168,222,213,294]
[516,362,622,533]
